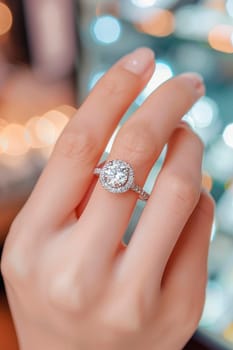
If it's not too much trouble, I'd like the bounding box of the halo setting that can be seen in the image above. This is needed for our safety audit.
[94,159,150,201]
[99,160,134,193]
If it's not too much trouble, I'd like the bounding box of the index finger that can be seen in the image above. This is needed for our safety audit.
[23,48,155,229]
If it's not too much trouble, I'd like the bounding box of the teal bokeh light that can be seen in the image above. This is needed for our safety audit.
[91,15,122,45]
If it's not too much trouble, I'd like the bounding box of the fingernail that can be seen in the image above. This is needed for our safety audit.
[122,47,155,76]
[180,72,205,97]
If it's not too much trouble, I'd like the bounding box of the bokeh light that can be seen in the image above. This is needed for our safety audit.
[136,60,173,104]
[91,15,122,44]
[217,185,233,236]
[0,124,29,156]
[208,25,233,53]
[131,0,158,8]
[0,119,8,131]
[223,123,233,148]
[43,110,69,139]
[25,117,57,148]
[190,97,217,129]
[35,117,56,146]
[200,281,227,327]
[184,96,221,145]
[25,117,47,148]
[0,2,13,36]
[202,172,213,192]
[226,0,233,17]
[0,119,8,153]
[135,9,175,37]
[204,138,233,183]
[224,323,233,342]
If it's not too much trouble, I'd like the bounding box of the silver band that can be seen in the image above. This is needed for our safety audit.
[94,159,150,201]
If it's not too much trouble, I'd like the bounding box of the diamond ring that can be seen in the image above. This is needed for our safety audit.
[94,159,150,201]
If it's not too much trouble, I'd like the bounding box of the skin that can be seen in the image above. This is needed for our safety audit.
[1,48,215,350]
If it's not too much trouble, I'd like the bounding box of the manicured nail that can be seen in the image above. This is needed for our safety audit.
[122,47,155,76]
[180,72,205,97]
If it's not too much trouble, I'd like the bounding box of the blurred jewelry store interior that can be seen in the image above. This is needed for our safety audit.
[1,0,233,349]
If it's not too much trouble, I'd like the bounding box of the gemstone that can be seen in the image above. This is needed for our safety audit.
[100,160,134,194]
[103,161,129,188]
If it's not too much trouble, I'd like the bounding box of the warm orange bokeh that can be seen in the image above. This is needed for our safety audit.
[0,2,13,36]
[0,124,29,156]
[135,9,175,37]
[208,25,233,53]
[43,109,69,136]
[202,172,213,192]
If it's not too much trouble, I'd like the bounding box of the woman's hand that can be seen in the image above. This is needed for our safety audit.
[1,48,214,350]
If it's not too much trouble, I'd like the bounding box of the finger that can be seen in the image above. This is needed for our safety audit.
[116,124,204,298]
[22,48,155,229]
[76,177,98,218]
[77,74,205,270]
[161,191,214,332]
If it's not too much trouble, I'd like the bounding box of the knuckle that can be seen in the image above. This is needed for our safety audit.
[106,292,149,334]
[48,273,87,314]
[114,124,156,166]
[168,173,200,210]
[1,242,30,285]
[54,129,98,164]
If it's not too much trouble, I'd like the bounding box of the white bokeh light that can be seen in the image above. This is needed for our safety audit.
[217,185,233,236]
[190,97,216,129]
[223,123,233,148]
[183,96,220,145]
[131,0,178,8]
[226,0,233,18]
[131,0,158,8]
[92,15,122,44]
[136,60,173,105]
[200,281,227,328]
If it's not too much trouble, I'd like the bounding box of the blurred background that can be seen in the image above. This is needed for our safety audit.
[0,0,233,349]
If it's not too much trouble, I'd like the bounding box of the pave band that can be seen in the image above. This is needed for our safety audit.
[94,160,150,201]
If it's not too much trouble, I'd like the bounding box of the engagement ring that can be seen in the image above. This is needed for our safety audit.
[94,159,150,201]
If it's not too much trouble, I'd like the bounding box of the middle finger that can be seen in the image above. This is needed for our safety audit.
[76,73,205,265]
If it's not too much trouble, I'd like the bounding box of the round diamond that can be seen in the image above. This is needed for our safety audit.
[100,160,134,193]
[104,162,128,188]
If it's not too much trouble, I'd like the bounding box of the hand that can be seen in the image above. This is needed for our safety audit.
[1,48,214,350]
